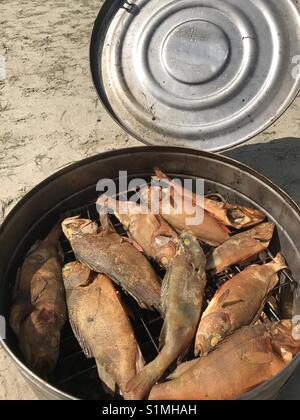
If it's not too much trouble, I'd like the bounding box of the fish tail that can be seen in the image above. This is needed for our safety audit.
[96,193,110,209]
[99,213,115,233]
[125,363,161,400]
[125,351,170,400]
[269,253,287,272]
[154,167,170,182]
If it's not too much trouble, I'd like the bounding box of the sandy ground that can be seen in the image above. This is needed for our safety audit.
[0,0,299,400]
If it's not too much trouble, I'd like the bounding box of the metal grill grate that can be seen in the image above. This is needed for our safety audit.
[52,194,297,400]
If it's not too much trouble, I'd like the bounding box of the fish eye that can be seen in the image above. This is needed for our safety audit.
[184,239,190,246]
[161,257,168,266]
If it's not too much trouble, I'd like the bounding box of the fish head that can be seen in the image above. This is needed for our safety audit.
[227,207,248,227]
[62,262,91,290]
[62,216,98,241]
[269,320,300,363]
[227,206,266,228]
[178,232,205,269]
[156,237,177,268]
[195,312,231,357]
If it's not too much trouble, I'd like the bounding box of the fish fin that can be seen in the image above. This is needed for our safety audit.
[136,345,145,373]
[252,272,281,324]
[168,186,177,210]
[78,268,95,288]
[267,273,280,292]
[153,169,181,209]
[151,175,160,183]
[154,167,171,182]
[96,362,117,396]
[31,276,48,305]
[242,352,274,365]
[167,359,198,380]
[69,317,93,359]
[268,253,287,272]
[99,213,115,234]
[151,215,177,243]
[137,299,151,311]
[159,321,167,350]
[251,298,268,325]
[122,300,136,321]
[161,269,171,316]
[121,236,144,253]
[217,289,230,306]
[149,213,162,228]
[96,193,109,208]
[57,242,64,264]
[116,285,151,311]
[221,298,245,309]
[26,240,42,257]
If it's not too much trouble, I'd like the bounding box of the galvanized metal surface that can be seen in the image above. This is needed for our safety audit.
[1,147,300,400]
[91,0,300,152]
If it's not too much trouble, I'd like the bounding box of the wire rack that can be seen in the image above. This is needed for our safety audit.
[51,194,297,400]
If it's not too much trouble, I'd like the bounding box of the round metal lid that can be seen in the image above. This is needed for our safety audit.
[91,0,300,152]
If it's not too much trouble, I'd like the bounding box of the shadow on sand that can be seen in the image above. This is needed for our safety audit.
[224,137,300,206]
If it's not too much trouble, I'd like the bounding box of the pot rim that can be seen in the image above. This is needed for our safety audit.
[1,146,300,400]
